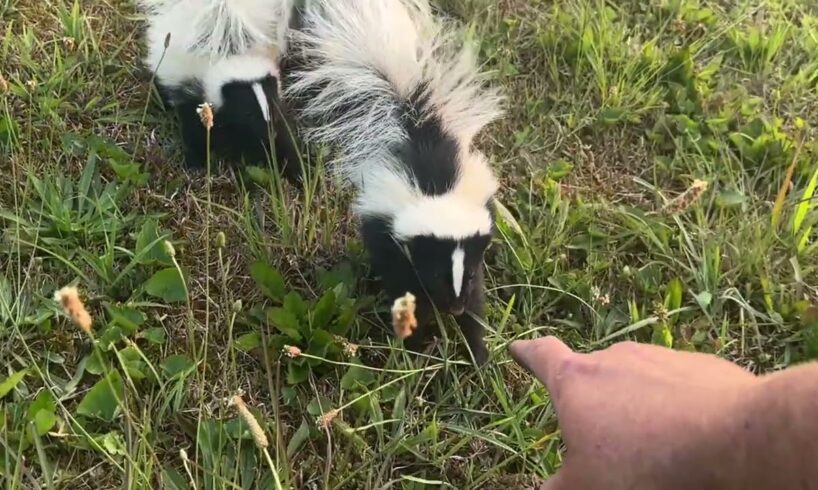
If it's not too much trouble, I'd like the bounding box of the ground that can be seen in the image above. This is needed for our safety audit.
[1,0,818,488]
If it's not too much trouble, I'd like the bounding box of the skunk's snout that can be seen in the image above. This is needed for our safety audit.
[448,299,466,316]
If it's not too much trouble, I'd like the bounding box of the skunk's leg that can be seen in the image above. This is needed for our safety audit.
[271,96,304,183]
[176,102,208,169]
[455,269,489,366]
[403,297,435,356]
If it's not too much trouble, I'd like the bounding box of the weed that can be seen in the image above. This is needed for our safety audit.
[0,0,817,488]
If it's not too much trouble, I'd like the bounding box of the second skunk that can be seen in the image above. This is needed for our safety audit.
[140,0,300,177]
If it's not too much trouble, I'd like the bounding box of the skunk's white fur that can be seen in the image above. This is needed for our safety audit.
[201,53,280,108]
[141,0,291,107]
[285,0,503,197]
[140,0,291,59]
[354,150,498,240]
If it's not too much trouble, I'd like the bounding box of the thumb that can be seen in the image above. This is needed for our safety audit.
[509,336,574,394]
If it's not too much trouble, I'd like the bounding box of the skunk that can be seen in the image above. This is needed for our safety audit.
[285,0,503,365]
[140,0,300,177]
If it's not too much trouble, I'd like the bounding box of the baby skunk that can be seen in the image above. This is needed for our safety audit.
[285,0,503,365]
[140,0,300,177]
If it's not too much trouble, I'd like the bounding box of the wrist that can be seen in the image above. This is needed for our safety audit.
[726,364,818,487]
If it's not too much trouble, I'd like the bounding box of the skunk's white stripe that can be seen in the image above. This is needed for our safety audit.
[452,246,465,298]
[251,82,271,122]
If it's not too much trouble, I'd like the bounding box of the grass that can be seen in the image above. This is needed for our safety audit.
[2,0,818,488]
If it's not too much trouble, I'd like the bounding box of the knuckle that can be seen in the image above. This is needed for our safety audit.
[607,340,640,354]
[555,355,598,380]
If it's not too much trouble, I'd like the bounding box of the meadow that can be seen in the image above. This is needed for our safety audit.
[2,0,818,488]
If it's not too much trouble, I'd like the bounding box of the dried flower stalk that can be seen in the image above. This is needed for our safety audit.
[230,395,269,448]
[284,345,302,358]
[163,240,176,258]
[663,179,708,215]
[316,409,339,430]
[179,449,197,490]
[343,342,359,357]
[197,102,214,130]
[391,292,417,339]
[54,286,92,334]
[334,335,359,357]
[231,299,243,312]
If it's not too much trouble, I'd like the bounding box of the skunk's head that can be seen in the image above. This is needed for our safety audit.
[395,194,495,315]
[204,55,282,159]
[359,151,498,315]
[404,229,492,315]
[218,75,278,143]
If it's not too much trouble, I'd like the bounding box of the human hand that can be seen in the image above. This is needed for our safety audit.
[510,337,760,489]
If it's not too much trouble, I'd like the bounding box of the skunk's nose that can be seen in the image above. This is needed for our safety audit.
[449,304,465,316]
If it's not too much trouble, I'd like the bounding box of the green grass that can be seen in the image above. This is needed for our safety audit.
[2,0,818,488]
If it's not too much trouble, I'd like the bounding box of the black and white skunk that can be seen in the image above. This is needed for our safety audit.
[285,0,503,365]
[140,0,300,176]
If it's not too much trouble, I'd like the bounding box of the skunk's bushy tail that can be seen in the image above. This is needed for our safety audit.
[284,0,503,186]
[139,0,292,58]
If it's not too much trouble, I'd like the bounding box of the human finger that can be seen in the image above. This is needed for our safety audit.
[509,336,575,393]
[538,467,574,490]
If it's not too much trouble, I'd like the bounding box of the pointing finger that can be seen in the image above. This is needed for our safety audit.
[538,467,573,490]
[509,336,575,394]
